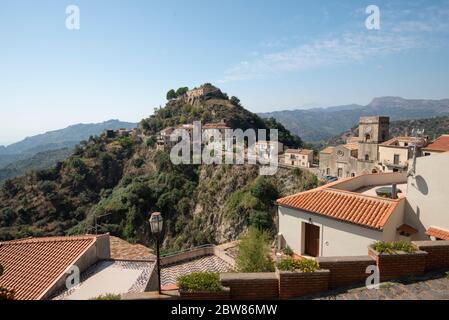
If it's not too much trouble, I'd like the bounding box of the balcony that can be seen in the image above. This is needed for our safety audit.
[383,160,408,169]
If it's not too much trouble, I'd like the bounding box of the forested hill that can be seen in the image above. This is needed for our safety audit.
[0,84,317,252]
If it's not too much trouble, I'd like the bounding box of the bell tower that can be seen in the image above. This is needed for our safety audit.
[357,116,390,162]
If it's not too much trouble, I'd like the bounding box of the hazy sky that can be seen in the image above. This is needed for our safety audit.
[1,0,449,145]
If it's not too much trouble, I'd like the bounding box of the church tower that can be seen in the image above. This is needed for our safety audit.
[357,116,390,162]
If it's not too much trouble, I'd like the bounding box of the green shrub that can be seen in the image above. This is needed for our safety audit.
[236,227,275,272]
[277,257,320,272]
[249,210,272,230]
[371,241,417,254]
[90,293,121,300]
[283,246,294,256]
[177,272,223,293]
[132,157,144,168]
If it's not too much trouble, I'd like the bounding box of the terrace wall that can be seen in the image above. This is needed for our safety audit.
[316,255,375,289]
[413,240,449,271]
[368,248,427,282]
[220,273,279,300]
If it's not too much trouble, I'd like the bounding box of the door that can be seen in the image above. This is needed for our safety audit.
[304,223,320,257]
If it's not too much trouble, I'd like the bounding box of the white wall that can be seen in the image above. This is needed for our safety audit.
[405,152,449,239]
[278,206,383,257]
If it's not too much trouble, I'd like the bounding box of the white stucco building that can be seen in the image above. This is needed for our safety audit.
[278,173,408,257]
[278,152,449,257]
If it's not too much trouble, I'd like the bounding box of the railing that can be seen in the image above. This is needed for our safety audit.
[160,244,215,258]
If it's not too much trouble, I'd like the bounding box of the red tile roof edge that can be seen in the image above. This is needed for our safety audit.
[426,227,449,240]
[37,236,99,300]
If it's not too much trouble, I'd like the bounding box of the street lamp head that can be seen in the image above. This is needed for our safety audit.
[149,212,163,234]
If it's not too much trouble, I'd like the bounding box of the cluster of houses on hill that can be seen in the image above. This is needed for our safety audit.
[319,116,449,179]
[155,121,314,168]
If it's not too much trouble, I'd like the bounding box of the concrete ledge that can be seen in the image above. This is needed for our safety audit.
[413,240,449,248]
[317,255,374,263]
[220,273,277,281]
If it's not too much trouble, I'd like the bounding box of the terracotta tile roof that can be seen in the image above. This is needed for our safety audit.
[381,136,412,145]
[109,236,154,261]
[423,135,449,152]
[320,147,335,154]
[426,227,449,240]
[0,235,98,300]
[277,187,400,230]
[343,143,359,151]
[285,148,313,155]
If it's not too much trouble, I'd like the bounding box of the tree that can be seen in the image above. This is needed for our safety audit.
[236,227,274,272]
[176,87,189,97]
[250,177,279,205]
[166,89,177,100]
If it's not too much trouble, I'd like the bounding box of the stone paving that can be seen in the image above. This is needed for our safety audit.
[161,255,233,286]
[301,270,449,300]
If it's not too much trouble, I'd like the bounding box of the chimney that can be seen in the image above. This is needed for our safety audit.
[391,184,398,199]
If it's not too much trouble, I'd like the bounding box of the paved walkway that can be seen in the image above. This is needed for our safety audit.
[304,270,449,300]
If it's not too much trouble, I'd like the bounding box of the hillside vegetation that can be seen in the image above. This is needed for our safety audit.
[0,85,317,251]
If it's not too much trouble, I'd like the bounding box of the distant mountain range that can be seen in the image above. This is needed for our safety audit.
[258,97,449,142]
[0,119,137,182]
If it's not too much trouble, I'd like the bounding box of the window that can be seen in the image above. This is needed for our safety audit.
[337,168,343,178]
[394,154,400,165]
[326,168,330,175]
[365,154,370,161]
[291,161,295,166]
[365,134,371,142]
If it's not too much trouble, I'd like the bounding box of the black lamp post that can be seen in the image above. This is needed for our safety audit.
[149,212,163,294]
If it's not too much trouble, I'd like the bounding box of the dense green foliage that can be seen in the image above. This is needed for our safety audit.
[0,148,73,183]
[236,227,275,273]
[371,241,417,254]
[277,257,320,272]
[282,246,294,256]
[178,272,223,293]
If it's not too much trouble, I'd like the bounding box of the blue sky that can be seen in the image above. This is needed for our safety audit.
[1,0,449,145]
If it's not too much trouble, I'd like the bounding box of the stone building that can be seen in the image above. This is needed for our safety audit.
[184,84,223,105]
[378,136,418,173]
[319,116,390,178]
[284,149,314,168]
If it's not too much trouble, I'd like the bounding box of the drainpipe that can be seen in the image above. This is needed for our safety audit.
[391,183,398,199]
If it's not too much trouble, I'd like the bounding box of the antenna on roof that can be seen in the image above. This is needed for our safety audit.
[407,128,426,178]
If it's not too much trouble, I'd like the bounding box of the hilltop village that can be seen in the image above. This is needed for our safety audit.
[1,84,449,301]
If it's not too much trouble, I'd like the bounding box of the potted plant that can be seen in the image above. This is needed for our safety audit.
[276,257,330,299]
[368,241,427,281]
[178,272,230,300]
